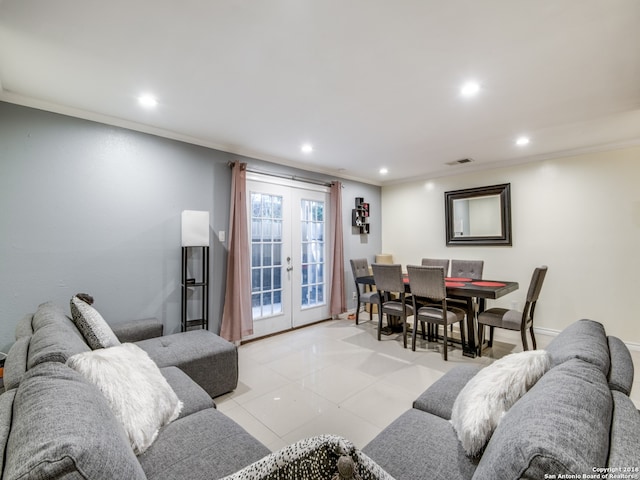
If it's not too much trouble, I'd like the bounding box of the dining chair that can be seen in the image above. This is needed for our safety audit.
[421,258,450,276]
[450,259,484,279]
[419,259,450,337]
[477,265,548,356]
[371,263,413,347]
[406,265,466,360]
[447,259,484,333]
[349,258,379,325]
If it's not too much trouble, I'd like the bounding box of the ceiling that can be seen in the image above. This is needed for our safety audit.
[1,0,639,185]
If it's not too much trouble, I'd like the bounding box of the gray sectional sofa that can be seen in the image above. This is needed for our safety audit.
[363,319,640,479]
[0,301,271,479]
[1,304,638,480]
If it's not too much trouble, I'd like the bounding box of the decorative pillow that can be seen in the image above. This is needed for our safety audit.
[70,295,121,349]
[450,349,551,457]
[220,434,394,480]
[66,343,183,455]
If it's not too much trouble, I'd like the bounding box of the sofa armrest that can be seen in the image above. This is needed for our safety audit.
[412,364,482,420]
[112,318,163,343]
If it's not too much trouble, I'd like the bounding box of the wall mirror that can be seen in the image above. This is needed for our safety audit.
[445,183,512,246]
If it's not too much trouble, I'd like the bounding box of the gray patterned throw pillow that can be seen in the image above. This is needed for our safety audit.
[70,296,121,349]
[220,435,394,480]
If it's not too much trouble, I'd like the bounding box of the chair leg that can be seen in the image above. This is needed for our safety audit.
[377,305,383,341]
[530,326,537,349]
[369,304,373,321]
[488,326,494,347]
[402,315,407,349]
[478,323,484,357]
[412,319,418,351]
[521,329,529,351]
[355,301,360,325]
[443,324,448,361]
[459,320,466,351]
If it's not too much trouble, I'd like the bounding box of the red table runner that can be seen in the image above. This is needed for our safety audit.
[471,281,507,287]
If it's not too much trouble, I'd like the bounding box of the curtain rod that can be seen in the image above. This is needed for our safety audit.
[229,162,335,187]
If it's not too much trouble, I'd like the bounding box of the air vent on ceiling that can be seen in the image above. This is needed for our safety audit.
[445,158,474,166]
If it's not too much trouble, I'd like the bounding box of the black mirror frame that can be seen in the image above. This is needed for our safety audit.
[445,183,512,246]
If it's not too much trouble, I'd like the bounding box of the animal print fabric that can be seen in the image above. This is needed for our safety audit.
[220,435,394,480]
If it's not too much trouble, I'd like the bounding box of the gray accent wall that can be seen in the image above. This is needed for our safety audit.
[0,102,381,348]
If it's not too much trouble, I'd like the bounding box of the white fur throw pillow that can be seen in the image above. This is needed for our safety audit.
[450,350,550,457]
[67,343,183,455]
[70,296,121,349]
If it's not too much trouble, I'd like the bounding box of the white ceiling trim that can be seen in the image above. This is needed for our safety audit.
[0,90,381,186]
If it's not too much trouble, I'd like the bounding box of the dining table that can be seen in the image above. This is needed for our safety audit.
[356,274,519,357]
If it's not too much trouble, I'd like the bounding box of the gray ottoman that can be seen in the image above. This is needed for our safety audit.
[136,330,238,398]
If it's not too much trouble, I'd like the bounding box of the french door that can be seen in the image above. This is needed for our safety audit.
[244,174,331,340]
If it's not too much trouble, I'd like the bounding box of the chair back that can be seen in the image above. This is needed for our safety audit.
[450,259,484,279]
[371,263,404,294]
[526,265,548,303]
[350,258,370,282]
[406,265,446,301]
[421,258,450,276]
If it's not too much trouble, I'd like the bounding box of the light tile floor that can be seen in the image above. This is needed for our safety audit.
[216,316,640,452]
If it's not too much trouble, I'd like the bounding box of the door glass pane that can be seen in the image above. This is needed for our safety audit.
[300,199,326,310]
[251,192,284,319]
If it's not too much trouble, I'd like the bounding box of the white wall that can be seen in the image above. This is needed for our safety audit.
[341,183,383,310]
[381,146,640,345]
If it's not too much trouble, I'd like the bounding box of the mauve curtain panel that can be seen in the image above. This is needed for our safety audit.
[329,181,346,316]
[221,161,253,342]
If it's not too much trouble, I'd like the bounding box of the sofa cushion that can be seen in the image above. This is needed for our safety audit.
[67,343,183,455]
[14,313,33,338]
[3,336,30,390]
[70,295,121,349]
[363,409,478,480]
[473,359,612,480]
[31,301,67,331]
[3,362,146,480]
[545,319,610,375]
[27,302,91,368]
[607,336,634,396]
[160,366,216,418]
[136,330,238,398]
[450,350,550,457]
[0,390,17,474]
[138,408,271,480]
[413,364,482,420]
[608,390,640,468]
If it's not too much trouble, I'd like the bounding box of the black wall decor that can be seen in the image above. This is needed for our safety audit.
[352,197,370,234]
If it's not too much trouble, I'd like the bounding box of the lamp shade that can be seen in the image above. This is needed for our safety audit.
[181,210,210,246]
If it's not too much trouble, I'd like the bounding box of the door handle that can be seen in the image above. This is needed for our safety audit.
[286,256,293,272]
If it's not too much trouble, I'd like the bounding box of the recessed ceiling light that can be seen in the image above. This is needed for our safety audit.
[379,168,388,175]
[516,136,530,146]
[138,94,158,108]
[301,143,313,154]
[460,81,480,97]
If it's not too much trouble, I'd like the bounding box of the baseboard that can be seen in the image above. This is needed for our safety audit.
[532,326,560,338]
[533,326,640,352]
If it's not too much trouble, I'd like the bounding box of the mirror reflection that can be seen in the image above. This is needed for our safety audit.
[452,194,501,237]
[445,184,512,246]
